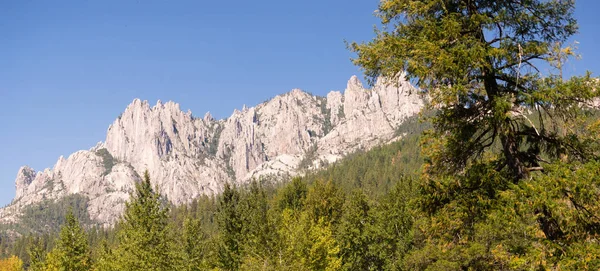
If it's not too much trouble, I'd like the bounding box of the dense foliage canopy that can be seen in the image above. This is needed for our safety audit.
[350,0,600,269]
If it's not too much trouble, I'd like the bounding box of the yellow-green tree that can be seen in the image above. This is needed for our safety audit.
[269,209,341,271]
[42,251,60,271]
[49,209,91,271]
[0,255,24,271]
[113,171,182,271]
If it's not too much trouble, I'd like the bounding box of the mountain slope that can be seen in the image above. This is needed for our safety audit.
[1,75,423,226]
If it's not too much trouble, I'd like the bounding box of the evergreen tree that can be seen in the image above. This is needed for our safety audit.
[216,183,243,270]
[370,180,416,270]
[182,218,211,271]
[43,250,61,271]
[304,180,344,226]
[53,209,91,271]
[114,170,181,271]
[350,0,599,180]
[239,181,275,260]
[351,0,600,269]
[336,190,373,271]
[237,181,279,270]
[26,237,46,271]
[93,240,116,271]
[277,177,307,212]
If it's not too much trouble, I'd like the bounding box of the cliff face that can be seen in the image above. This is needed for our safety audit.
[1,75,423,226]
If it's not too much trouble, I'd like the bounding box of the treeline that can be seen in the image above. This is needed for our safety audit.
[0,194,92,234]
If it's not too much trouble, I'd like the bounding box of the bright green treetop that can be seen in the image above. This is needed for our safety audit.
[53,209,91,271]
[114,170,181,271]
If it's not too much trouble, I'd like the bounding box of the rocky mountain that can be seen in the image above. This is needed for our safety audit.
[0,75,423,226]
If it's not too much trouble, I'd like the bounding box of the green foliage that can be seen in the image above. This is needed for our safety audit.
[93,240,116,271]
[208,124,223,156]
[304,130,423,197]
[51,210,91,271]
[304,180,344,226]
[113,171,181,271]
[272,209,341,271]
[276,177,307,212]
[182,218,213,271]
[0,194,91,236]
[297,143,318,170]
[350,1,600,269]
[336,190,372,270]
[351,0,599,181]
[317,96,333,135]
[95,148,115,176]
[26,238,46,271]
[216,183,243,270]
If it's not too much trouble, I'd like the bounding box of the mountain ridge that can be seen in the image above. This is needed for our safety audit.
[1,75,424,226]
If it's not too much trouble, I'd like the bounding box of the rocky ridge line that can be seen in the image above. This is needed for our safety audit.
[1,75,423,226]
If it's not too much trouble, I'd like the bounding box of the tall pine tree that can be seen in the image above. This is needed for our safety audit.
[53,209,91,271]
[216,183,243,271]
[114,170,181,271]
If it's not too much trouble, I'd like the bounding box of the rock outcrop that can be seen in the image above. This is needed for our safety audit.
[1,75,423,226]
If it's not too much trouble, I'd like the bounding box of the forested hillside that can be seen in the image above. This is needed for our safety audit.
[0,115,428,270]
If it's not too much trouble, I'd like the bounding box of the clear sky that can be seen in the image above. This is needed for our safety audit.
[0,0,598,206]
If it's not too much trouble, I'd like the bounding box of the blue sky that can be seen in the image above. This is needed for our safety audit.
[0,0,599,206]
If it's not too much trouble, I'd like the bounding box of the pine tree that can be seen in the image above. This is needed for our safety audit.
[182,218,211,271]
[277,177,307,212]
[52,209,91,271]
[114,170,181,271]
[237,181,278,269]
[216,183,243,270]
[93,240,116,271]
[304,180,344,226]
[26,237,46,271]
[336,190,373,271]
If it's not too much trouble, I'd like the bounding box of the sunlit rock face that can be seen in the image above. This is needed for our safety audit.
[1,75,423,226]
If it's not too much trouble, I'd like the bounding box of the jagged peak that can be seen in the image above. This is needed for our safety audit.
[121,99,186,118]
[124,98,151,113]
[204,112,214,122]
[17,166,36,176]
[54,155,66,171]
[347,75,364,91]
[289,88,306,95]
[270,88,314,105]
[326,90,342,97]
[90,142,105,152]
